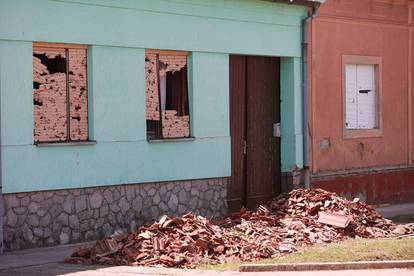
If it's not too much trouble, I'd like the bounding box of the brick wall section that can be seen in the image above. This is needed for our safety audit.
[145,53,160,121]
[2,178,228,251]
[68,49,88,141]
[162,111,190,138]
[145,52,190,138]
[33,47,67,142]
[158,55,187,76]
[33,47,88,142]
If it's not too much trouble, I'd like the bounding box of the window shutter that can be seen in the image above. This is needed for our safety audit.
[356,65,376,129]
[345,64,358,129]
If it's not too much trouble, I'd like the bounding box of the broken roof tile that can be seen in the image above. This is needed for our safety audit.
[65,188,414,269]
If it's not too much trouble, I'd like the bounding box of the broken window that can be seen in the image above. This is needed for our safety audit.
[33,43,89,143]
[145,50,190,139]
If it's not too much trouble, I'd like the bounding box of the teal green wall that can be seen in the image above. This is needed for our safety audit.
[0,0,305,57]
[0,0,306,193]
[280,57,304,171]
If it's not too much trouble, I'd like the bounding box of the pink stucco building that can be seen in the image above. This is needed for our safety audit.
[308,0,414,204]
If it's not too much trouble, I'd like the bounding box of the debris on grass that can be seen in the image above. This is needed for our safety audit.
[65,188,414,268]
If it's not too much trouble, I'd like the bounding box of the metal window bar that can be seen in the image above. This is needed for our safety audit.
[185,55,191,138]
[65,48,71,142]
[156,53,163,139]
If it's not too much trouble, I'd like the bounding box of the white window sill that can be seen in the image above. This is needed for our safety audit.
[147,137,195,143]
[35,140,97,147]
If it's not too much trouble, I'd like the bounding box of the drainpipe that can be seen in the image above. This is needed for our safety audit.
[0,61,3,254]
[302,2,321,188]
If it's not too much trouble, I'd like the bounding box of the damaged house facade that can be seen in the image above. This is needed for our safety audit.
[307,0,414,204]
[0,0,317,250]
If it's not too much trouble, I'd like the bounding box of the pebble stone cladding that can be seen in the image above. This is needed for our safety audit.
[2,178,228,251]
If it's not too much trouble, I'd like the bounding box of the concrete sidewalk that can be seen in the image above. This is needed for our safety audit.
[0,242,91,271]
[0,263,413,276]
[376,202,414,218]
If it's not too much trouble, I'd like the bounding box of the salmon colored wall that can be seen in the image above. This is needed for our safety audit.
[309,0,412,174]
[410,2,414,164]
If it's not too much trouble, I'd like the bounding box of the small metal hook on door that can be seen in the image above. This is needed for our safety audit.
[273,123,281,138]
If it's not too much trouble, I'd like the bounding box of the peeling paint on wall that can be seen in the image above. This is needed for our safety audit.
[319,137,331,150]
[33,46,88,142]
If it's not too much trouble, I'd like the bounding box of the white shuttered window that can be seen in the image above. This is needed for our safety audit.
[345,64,377,130]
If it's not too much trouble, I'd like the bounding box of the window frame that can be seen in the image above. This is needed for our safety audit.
[342,55,383,139]
[145,49,192,141]
[33,42,91,145]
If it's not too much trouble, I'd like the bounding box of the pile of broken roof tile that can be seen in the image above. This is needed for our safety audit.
[65,188,414,268]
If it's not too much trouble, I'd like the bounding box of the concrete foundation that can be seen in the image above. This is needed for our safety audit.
[2,178,228,251]
[311,168,414,205]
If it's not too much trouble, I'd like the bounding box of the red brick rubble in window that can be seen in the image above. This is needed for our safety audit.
[145,53,189,138]
[33,47,67,142]
[68,49,88,141]
[158,55,186,76]
[33,46,88,142]
[162,111,190,138]
[145,53,160,121]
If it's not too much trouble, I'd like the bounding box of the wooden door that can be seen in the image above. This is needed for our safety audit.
[245,56,281,209]
[228,56,247,212]
[228,55,281,213]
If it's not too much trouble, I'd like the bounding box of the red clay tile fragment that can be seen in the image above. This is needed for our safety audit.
[65,188,414,269]
[318,212,350,228]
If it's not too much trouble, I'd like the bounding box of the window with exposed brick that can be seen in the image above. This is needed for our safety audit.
[145,50,190,140]
[33,43,89,143]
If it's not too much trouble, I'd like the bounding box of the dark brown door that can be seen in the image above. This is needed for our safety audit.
[228,55,281,212]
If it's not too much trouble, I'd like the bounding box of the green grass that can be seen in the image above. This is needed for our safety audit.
[200,237,414,271]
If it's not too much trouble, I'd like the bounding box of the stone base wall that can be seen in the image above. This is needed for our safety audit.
[3,178,228,251]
